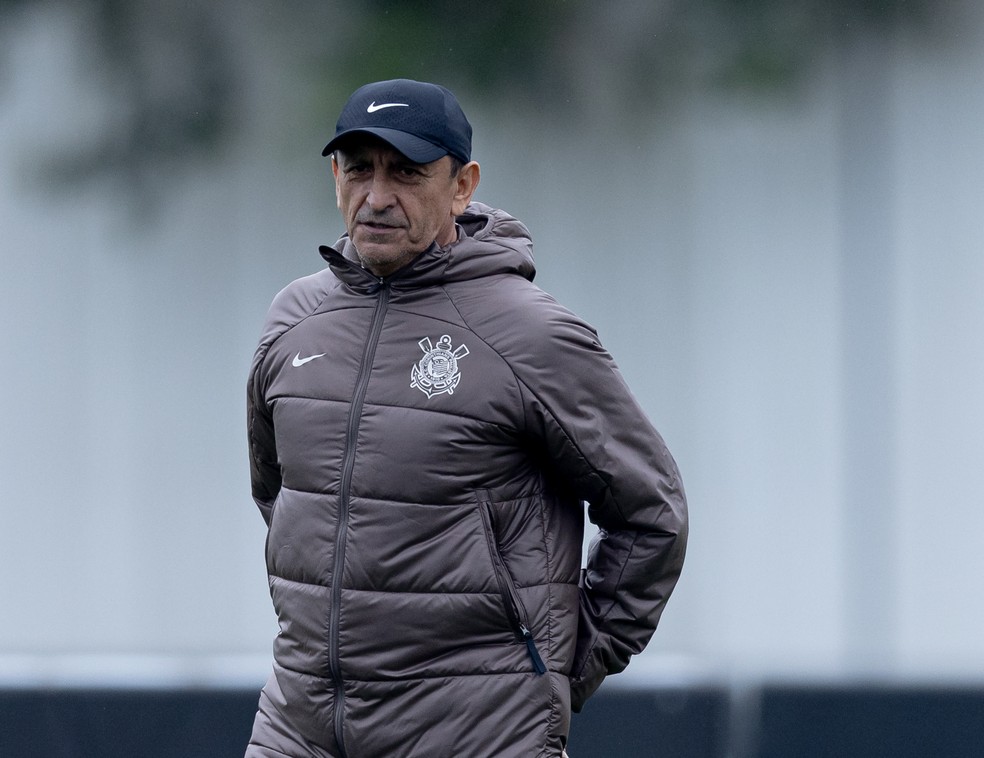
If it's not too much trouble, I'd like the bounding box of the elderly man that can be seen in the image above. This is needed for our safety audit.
[245,78,687,758]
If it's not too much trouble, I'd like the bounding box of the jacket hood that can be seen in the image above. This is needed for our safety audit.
[319,201,536,292]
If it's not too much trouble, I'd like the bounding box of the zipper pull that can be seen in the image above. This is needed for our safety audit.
[521,624,547,675]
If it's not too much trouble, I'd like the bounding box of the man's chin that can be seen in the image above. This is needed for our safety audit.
[354,245,422,277]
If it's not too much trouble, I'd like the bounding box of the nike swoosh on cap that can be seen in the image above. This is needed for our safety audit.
[292,352,326,367]
[367,101,409,113]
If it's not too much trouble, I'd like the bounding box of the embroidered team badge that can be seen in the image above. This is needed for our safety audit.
[411,334,469,398]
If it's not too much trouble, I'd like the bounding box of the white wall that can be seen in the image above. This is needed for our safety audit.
[1,4,983,688]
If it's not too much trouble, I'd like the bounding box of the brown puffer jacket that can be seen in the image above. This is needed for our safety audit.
[245,203,687,758]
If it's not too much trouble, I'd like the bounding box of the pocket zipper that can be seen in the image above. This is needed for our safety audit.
[479,493,547,676]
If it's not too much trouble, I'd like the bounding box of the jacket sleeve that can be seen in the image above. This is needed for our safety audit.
[247,343,280,526]
[246,270,334,525]
[513,295,688,712]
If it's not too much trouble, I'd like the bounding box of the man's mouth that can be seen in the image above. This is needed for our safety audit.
[358,219,404,235]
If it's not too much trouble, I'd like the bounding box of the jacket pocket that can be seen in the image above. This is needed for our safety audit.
[477,491,547,675]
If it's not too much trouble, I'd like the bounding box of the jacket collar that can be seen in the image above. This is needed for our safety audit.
[318,202,536,295]
[318,235,453,295]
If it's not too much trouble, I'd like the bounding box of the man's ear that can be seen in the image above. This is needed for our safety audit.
[331,154,342,209]
[451,161,481,216]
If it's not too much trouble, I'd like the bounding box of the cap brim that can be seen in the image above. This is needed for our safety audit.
[322,127,448,163]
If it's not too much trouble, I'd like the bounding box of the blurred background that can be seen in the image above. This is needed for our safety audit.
[2,1,983,756]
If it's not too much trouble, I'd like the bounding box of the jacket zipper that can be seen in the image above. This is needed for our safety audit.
[478,492,547,675]
[329,278,390,758]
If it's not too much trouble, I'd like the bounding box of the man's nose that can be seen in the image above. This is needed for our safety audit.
[366,175,396,210]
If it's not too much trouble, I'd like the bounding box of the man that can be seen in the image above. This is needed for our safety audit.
[245,78,687,758]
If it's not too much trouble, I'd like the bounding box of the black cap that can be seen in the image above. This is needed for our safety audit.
[322,79,472,164]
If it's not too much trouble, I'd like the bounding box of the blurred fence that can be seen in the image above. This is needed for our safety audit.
[3,684,983,757]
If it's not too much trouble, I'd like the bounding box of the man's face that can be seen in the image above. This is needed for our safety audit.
[332,138,469,277]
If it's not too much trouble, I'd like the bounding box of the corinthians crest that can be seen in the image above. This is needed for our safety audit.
[411,334,469,398]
